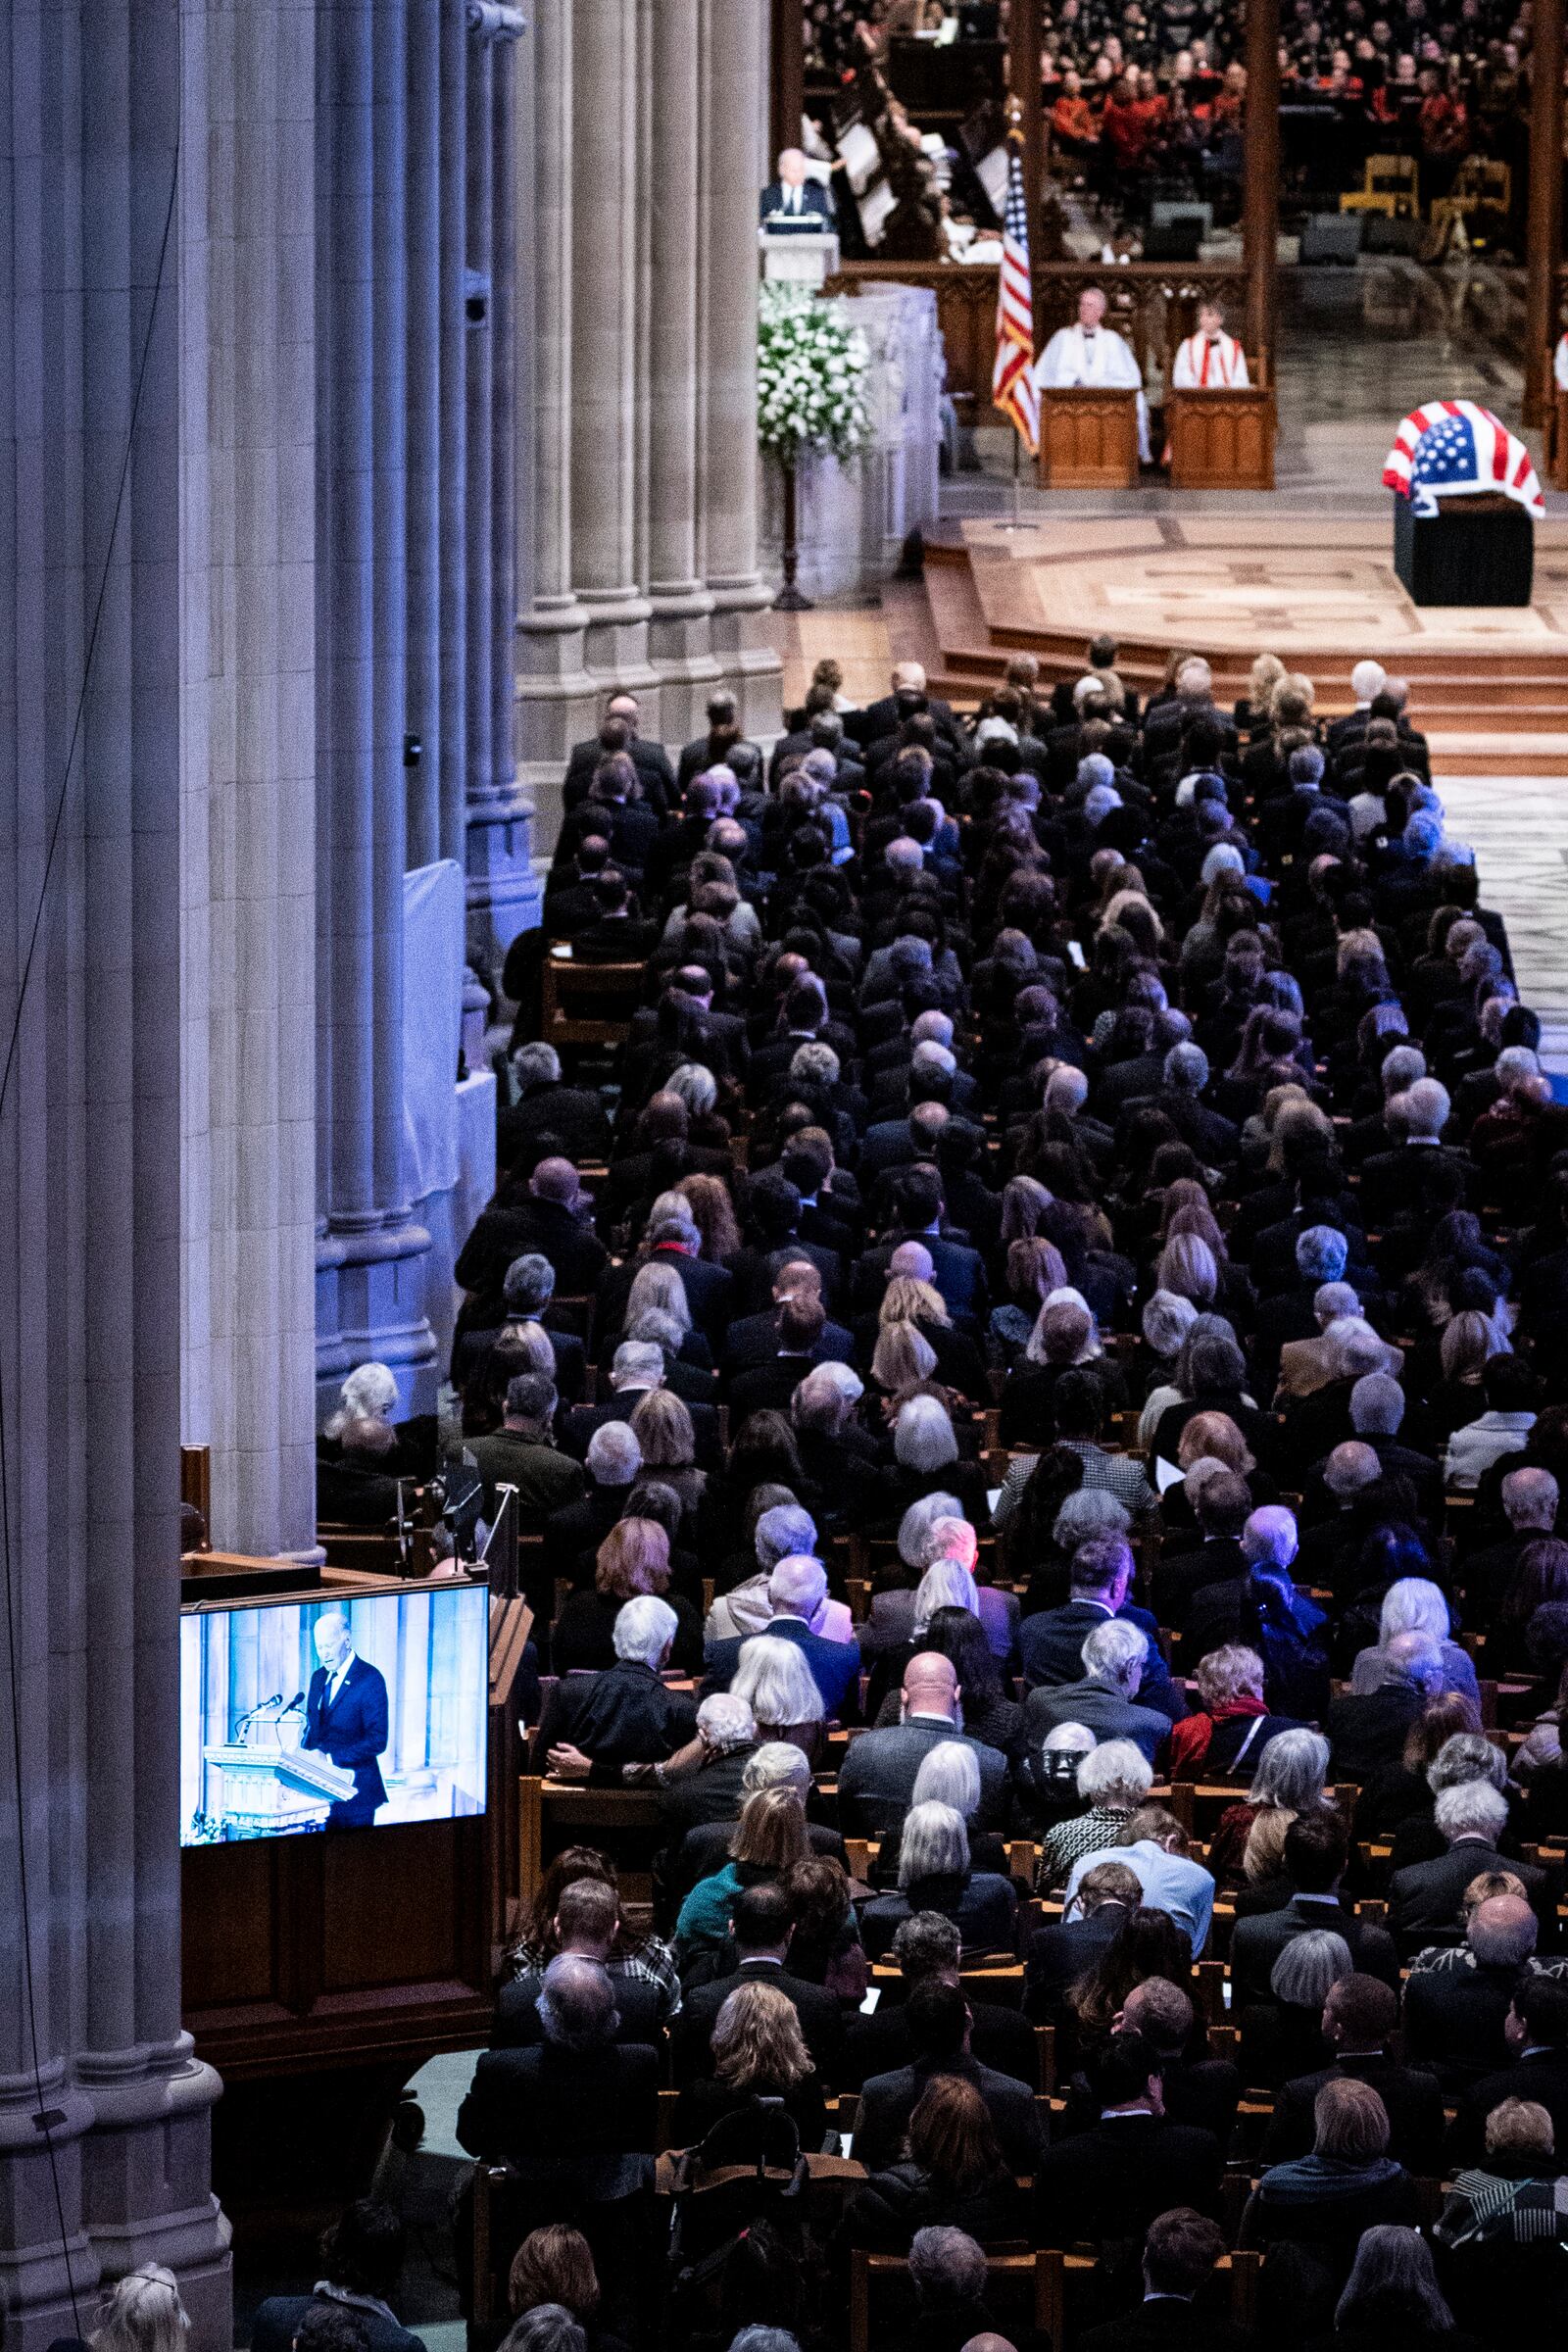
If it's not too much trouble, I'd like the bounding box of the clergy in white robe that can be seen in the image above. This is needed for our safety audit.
[1554,329,1568,392]
[1034,286,1152,462]
[1171,302,1250,389]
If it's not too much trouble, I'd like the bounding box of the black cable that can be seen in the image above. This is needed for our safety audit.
[0,77,182,2332]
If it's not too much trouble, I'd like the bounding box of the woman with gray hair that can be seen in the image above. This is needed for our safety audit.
[870,1393,991,1532]
[1136,1290,1200,1447]
[728,1635,826,1762]
[1241,1930,1355,2090]
[1038,1738,1154,1888]
[859,1798,1018,1962]
[874,1737,1013,1887]
[1208,1725,1331,1884]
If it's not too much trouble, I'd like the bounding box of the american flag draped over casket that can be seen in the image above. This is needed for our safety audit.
[1383,399,1544,519]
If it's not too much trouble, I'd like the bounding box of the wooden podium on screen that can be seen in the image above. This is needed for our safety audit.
[1039,388,1139,488]
[1166,378,1276,490]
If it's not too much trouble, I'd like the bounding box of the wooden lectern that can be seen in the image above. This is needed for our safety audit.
[1039,388,1139,488]
[1166,386,1276,489]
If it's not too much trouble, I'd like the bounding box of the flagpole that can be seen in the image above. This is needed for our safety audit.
[996,419,1039,533]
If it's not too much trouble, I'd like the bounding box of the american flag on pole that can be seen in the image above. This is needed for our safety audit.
[1383,398,1544,518]
[992,139,1040,455]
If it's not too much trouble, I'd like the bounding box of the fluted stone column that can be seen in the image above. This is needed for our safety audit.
[645,0,720,739]
[699,0,782,733]
[0,3,228,2343]
[465,3,539,964]
[315,0,436,1408]
[514,0,596,847]
[569,0,658,707]
[184,0,319,1559]
[407,0,446,870]
[439,0,469,867]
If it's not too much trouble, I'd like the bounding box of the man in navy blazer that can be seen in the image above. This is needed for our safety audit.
[1020,1536,1183,1721]
[302,1609,390,1828]
[701,1555,861,1721]
[759,150,835,229]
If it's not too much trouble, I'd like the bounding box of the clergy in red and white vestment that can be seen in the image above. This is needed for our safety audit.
[1035,284,1152,462]
[1170,301,1250,390]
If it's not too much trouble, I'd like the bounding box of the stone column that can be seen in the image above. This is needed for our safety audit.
[316,0,436,1409]
[0,2,228,2343]
[407,0,445,870]
[514,0,596,847]
[438,0,469,867]
[187,0,320,1560]
[569,0,658,706]
[466,4,539,967]
[645,0,720,740]
[698,0,783,733]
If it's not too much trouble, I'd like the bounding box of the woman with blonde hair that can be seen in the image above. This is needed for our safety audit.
[1238,652,1286,735]
[1156,1230,1219,1310]
[1168,1644,1299,1781]
[880,1273,952,1332]
[870,1319,942,1409]
[622,1257,701,1353]
[549,1515,702,1674]
[675,1170,741,1263]
[627,1388,706,1520]
[674,1783,811,1961]
[678,1978,826,2144]
[90,2269,190,2352]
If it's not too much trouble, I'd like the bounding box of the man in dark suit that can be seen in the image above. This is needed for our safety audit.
[1389,1782,1545,1948]
[302,1609,389,1828]
[561,1341,723,1471]
[1448,1974,1568,2163]
[249,2201,428,2352]
[457,1954,659,2173]
[654,1693,760,1842]
[1325,1632,1442,1779]
[759,149,836,228]
[1019,1619,1173,1767]
[530,1595,696,1783]
[722,1259,855,1373]
[1056,1978,1240,2148]
[494,1878,672,2047]
[725,1296,833,1422]
[563,701,674,810]
[1259,1974,1446,2172]
[1077,2207,1248,2352]
[454,1156,610,1305]
[843,1910,1039,2090]
[835,1653,1008,1835]
[674,1883,844,2082]
[1034,2031,1222,2245]
[852,662,966,758]
[1149,1470,1250,1629]
[1019,1536,1179,1716]
[496,1041,612,1172]
[1230,1813,1400,2001]
[702,1554,861,1720]
[855,1980,1046,2175]
[850,1169,989,1326]
[1402,1894,1542,2089]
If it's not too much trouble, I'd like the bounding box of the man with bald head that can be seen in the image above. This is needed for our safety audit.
[835,1651,1010,1836]
[1404,1892,1546,2090]
[853,660,965,758]
[454,1148,609,1306]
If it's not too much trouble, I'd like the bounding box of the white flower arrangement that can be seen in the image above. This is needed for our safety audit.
[757,280,873,469]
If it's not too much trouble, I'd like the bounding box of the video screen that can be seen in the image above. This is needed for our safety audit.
[180,1585,489,1842]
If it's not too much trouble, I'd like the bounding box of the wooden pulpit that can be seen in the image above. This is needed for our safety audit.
[1039,388,1139,488]
[1551,387,1568,493]
[1166,385,1277,489]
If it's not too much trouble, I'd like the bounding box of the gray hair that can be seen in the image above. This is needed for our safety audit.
[1378,1577,1450,1646]
[1434,1781,1509,1844]
[727,2332,804,2352]
[1242,1505,1298,1572]
[1164,1042,1209,1094]
[585,1421,642,1486]
[789,1041,840,1088]
[908,2227,989,2305]
[1082,1618,1148,1691]
[730,1636,824,1729]
[502,2312,588,2352]
[1249,1727,1330,1812]
[696,1692,757,1753]
[666,1060,717,1116]
[612,1593,678,1668]
[1077,1739,1152,1808]
[742,1740,812,1796]
[1349,1372,1403,1438]
[1380,1043,1426,1098]
[1503,1467,1559,1531]
[1143,1289,1199,1358]
[898,1800,969,1888]
[1336,2230,1453,2336]
[512,1040,563,1089]
[894,1395,959,1473]
[769,1553,827,1619]
[1053,1489,1131,1550]
[1296,1225,1348,1284]
[1384,1630,1445,1693]
[624,1259,692,1332]
[1270,1929,1352,2007]
[756,1502,817,1570]
[612,1339,665,1390]
[911,1739,983,1820]
[1397,1076,1450,1140]
[1323,1441,1381,1501]
[324,1359,399,1439]
[898,1491,963,1569]
[503,1252,557,1314]
[1428,1732,1508,1795]
[912,1560,980,1636]
[536,1953,617,2052]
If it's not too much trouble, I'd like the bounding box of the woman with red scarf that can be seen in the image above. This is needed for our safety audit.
[1168,1642,1307,1779]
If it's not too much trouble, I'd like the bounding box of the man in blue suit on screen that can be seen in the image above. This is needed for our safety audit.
[303,1609,389,1828]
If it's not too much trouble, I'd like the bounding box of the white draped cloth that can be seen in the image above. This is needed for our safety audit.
[1171,330,1250,390]
[1554,332,1568,391]
[1034,322,1151,461]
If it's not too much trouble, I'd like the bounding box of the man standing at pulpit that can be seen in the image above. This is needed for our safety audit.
[1171,300,1250,389]
[760,147,836,230]
[303,1608,389,1829]
[1035,284,1152,463]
